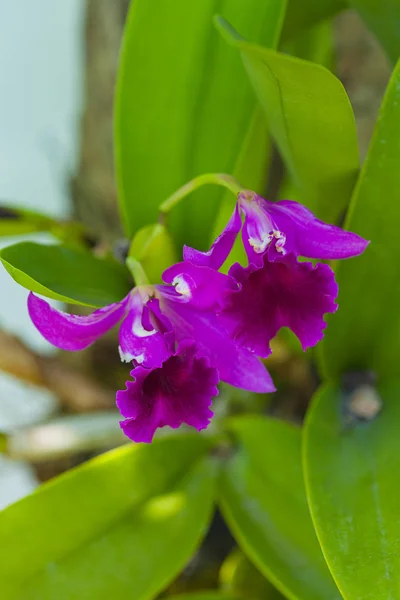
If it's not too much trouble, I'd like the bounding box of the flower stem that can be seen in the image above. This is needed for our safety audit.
[126,257,150,286]
[159,173,243,216]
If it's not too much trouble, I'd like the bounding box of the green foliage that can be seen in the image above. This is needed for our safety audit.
[212,0,286,260]
[0,206,87,243]
[218,417,341,600]
[282,18,334,67]
[3,2,400,598]
[216,17,359,223]
[0,241,132,307]
[0,206,58,237]
[349,0,400,64]
[220,548,284,599]
[321,59,400,379]
[168,594,240,600]
[280,0,346,42]
[129,223,178,283]
[114,0,286,251]
[304,382,400,599]
[0,435,216,600]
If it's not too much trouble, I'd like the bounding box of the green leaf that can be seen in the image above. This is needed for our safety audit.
[212,102,269,272]
[0,206,55,236]
[0,241,132,307]
[212,0,286,263]
[219,417,341,600]
[216,17,359,223]
[277,19,335,210]
[321,59,400,379]
[0,206,87,243]
[0,434,216,600]
[168,595,240,600]
[129,223,178,284]
[282,18,334,67]
[114,0,286,250]
[281,0,346,42]
[220,548,285,599]
[303,381,400,599]
[349,0,400,64]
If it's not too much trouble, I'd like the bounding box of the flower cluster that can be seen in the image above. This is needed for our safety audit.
[28,191,368,442]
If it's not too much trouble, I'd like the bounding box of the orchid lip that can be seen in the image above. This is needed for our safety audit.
[248,229,287,254]
[131,311,157,338]
[249,232,273,253]
[118,346,146,364]
[238,191,287,255]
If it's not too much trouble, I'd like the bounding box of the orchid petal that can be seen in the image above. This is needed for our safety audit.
[222,255,338,355]
[161,298,275,393]
[183,204,241,270]
[27,292,129,351]
[161,262,237,310]
[118,293,173,368]
[117,341,217,443]
[268,200,369,260]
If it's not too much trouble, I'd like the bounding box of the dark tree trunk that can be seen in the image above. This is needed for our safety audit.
[71,0,131,242]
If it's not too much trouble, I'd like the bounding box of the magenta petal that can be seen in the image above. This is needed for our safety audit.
[27,292,129,351]
[118,293,173,368]
[161,262,237,310]
[268,200,369,260]
[183,204,241,270]
[240,194,276,266]
[221,255,338,355]
[117,341,218,443]
[160,299,275,393]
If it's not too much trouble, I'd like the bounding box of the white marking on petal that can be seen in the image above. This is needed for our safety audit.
[118,346,146,365]
[133,353,145,364]
[172,275,192,298]
[249,230,287,254]
[119,346,134,363]
[132,313,157,338]
[249,233,273,254]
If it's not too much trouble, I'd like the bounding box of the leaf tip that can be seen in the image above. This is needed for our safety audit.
[213,15,244,46]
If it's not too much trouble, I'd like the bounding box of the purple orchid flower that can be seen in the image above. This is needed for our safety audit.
[117,341,218,443]
[184,191,369,357]
[28,260,274,443]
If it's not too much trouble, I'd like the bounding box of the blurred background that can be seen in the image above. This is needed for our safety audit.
[0,0,392,594]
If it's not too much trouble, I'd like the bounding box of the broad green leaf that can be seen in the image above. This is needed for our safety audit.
[278,19,334,211]
[281,0,346,42]
[220,548,284,599]
[219,417,341,600]
[282,19,334,67]
[350,0,400,64]
[0,241,132,307]
[0,206,87,242]
[212,99,269,272]
[303,382,400,599]
[216,17,359,223]
[129,223,178,283]
[321,59,400,379]
[212,0,286,264]
[0,434,216,600]
[213,18,335,270]
[114,0,286,250]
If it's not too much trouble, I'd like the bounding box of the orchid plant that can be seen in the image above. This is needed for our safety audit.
[27,182,367,443]
[0,2,399,600]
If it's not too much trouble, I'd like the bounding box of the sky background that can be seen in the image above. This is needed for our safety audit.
[0,0,84,507]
